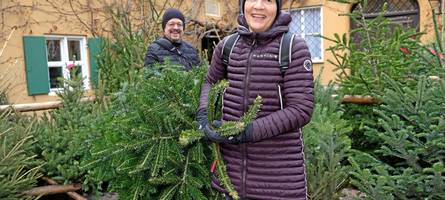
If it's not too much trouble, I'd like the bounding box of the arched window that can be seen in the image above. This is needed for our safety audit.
[351,0,420,32]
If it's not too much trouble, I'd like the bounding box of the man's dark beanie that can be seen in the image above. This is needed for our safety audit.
[162,8,185,30]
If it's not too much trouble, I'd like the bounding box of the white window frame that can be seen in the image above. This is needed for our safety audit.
[45,35,90,96]
[289,6,324,63]
[205,0,221,17]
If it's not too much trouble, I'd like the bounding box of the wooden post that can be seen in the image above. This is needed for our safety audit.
[0,95,384,113]
[22,184,81,196]
[0,97,95,112]
[41,177,87,200]
[341,95,379,104]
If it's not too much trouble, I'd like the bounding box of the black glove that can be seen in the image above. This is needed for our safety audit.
[196,110,209,130]
[206,120,254,144]
[240,123,253,143]
[196,110,229,143]
[206,120,236,143]
[196,110,254,144]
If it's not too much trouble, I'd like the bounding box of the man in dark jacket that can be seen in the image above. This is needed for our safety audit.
[144,8,201,70]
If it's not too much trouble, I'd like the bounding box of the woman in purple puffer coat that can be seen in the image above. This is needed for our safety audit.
[197,0,314,199]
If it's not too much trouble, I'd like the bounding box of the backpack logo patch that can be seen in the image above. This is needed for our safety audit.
[303,59,312,71]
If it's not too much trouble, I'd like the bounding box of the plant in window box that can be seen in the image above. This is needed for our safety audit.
[66,63,82,80]
[56,62,84,98]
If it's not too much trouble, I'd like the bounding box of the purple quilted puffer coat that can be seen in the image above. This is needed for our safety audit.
[198,11,314,200]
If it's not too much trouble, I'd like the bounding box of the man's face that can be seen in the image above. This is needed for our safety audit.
[164,18,184,43]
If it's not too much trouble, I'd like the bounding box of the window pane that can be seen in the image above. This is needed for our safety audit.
[306,35,322,60]
[205,0,220,16]
[290,11,302,33]
[351,0,420,41]
[289,8,322,60]
[46,40,61,61]
[49,67,63,89]
[304,8,320,34]
[362,0,418,14]
[68,40,81,61]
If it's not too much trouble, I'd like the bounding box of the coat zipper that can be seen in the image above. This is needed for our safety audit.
[277,84,284,110]
[221,88,226,118]
[242,38,256,198]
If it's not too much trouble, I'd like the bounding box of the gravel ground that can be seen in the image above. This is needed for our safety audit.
[340,188,366,200]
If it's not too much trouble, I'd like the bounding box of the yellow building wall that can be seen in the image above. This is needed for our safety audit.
[282,0,440,85]
[1,0,98,104]
[282,0,350,85]
[0,0,220,105]
[0,0,442,104]
[419,0,443,43]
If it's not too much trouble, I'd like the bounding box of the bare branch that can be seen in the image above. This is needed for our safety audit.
[68,0,97,36]
[22,184,82,197]
[0,26,16,58]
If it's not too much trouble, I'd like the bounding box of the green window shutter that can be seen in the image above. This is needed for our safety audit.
[23,36,50,95]
[88,37,104,88]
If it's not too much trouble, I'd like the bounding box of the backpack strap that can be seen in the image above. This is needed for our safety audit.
[222,32,294,77]
[155,38,196,67]
[154,38,177,52]
[279,32,295,77]
[221,33,240,67]
[214,34,239,117]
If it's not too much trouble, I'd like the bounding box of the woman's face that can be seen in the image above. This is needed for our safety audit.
[244,0,277,32]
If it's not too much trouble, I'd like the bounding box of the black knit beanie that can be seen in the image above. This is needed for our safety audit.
[162,8,185,30]
[240,0,282,15]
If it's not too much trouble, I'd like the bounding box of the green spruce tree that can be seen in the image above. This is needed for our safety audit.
[32,67,104,195]
[86,66,222,199]
[0,111,42,200]
[350,75,445,199]
[302,78,353,200]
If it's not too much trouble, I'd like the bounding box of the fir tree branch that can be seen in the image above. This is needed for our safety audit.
[159,183,180,200]
[132,186,139,200]
[151,140,164,177]
[178,80,262,200]
[139,144,156,169]
[217,95,262,137]
[182,153,190,183]
[207,80,229,123]
[213,143,239,200]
